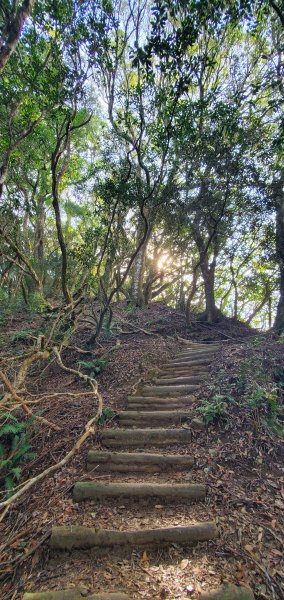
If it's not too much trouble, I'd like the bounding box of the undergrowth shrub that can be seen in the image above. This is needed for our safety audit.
[27,292,48,313]
[10,329,34,343]
[98,407,115,424]
[0,413,34,497]
[0,291,23,315]
[78,358,107,376]
[198,394,236,425]
[200,337,284,436]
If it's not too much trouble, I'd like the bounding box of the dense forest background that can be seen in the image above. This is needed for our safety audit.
[0,0,283,333]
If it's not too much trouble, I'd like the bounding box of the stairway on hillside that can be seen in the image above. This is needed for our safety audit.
[23,342,227,600]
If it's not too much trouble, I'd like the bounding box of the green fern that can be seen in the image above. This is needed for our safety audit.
[0,413,34,497]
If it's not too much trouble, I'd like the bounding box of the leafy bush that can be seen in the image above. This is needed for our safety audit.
[0,413,34,497]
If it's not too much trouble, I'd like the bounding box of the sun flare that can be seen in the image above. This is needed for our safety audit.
[157,254,171,270]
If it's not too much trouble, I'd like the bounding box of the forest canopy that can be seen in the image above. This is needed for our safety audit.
[0,0,284,334]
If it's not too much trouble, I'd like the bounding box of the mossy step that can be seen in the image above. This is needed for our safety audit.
[178,350,218,358]
[155,376,204,385]
[86,450,194,472]
[200,584,254,600]
[101,428,192,447]
[50,522,218,550]
[158,369,208,377]
[23,592,128,600]
[126,397,192,410]
[140,384,199,396]
[127,395,194,403]
[165,358,212,368]
[171,352,213,359]
[73,481,206,502]
[118,410,191,424]
[183,343,219,348]
[124,403,188,411]
[170,353,215,361]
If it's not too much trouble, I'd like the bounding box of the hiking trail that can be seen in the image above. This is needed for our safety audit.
[23,342,254,600]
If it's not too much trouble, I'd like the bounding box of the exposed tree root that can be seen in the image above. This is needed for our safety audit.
[0,402,102,517]
[0,368,60,431]
[0,347,103,518]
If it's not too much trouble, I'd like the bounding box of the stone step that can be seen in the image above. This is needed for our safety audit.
[139,384,199,396]
[155,376,204,385]
[73,481,206,502]
[86,450,194,472]
[23,592,128,600]
[101,428,192,447]
[50,522,218,550]
[118,410,190,425]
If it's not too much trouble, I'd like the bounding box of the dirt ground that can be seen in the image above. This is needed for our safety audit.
[0,303,283,600]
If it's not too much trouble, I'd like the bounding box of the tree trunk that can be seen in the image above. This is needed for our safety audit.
[201,261,218,323]
[0,1,35,73]
[190,215,219,324]
[34,196,45,279]
[246,283,270,326]
[230,259,238,319]
[274,174,284,333]
[268,293,272,329]
[130,215,151,306]
[177,279,186,312]
[185,268,199,325]
[52,194,71,304]
[131,243,147,305]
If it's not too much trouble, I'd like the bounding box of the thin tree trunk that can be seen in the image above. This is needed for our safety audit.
[0,225,43,294]
[177,279,185,312]
[185,268,199,325]
[246,283,270,326]
[268,293,272,329]
[131,215,152,306]
[51,130,72,305]
[274,174,284,333]
[131,244,147,305]
[34,196,45,278]
[230,259,238,319]
[52,193,71,304]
